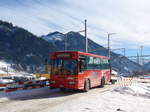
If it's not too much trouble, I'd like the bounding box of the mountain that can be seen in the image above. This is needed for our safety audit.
[42,31,64,42]
[0,20,141,75]
[42,31,65,50]
[0,20,57,72]
[143,62,150,71]
[42,31,142,76]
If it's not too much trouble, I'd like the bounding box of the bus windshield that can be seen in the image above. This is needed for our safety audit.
[51,59,77,75]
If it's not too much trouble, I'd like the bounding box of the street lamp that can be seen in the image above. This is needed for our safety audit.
[76,19,87,53]
[140,45,144,65]
[107,33,116,77]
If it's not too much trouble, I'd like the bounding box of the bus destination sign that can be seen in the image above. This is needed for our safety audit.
[56,53,71,58]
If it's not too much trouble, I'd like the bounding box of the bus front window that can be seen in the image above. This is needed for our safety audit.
[51,59,77,75]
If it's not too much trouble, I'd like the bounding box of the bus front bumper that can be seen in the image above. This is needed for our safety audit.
[50,81,82,90]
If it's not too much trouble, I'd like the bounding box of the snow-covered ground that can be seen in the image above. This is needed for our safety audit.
[0,60,29,76]
[0,61,9,74]
[48,83,150,112]
[0,82,150,112]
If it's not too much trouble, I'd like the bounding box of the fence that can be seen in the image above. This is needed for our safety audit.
[0,79,48,93]
[0,76,150,94]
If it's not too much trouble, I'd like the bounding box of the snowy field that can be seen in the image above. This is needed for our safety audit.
[0,60,29,76]
[45,83,150,112]
[0,82,150,112]
[0,61,10,74]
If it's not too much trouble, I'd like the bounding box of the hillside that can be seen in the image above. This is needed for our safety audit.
[0,20,56,72]
[143,62,150,72]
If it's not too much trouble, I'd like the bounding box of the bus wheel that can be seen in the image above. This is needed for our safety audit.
[100,77,105,87]
[60,88,66,91]
[84,80,90,92]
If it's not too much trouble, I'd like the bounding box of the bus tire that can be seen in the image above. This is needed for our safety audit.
[100,77,105,87]
[50,87,55,89]
[83,79,90,92]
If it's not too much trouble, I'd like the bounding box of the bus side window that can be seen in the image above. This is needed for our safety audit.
[100,59,109,69]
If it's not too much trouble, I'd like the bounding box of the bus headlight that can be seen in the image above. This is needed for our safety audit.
[51,81,56,84]
[67,77,74,80]
[68,81,75,84]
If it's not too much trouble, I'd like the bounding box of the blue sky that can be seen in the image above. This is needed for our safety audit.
[0,0,150,57]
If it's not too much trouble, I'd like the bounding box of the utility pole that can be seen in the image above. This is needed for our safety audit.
[108,34,110,57]
[123,48,126,56]
[137,53,139,64]
[107,33,116,77]
[65,34,67,51]
[85,19,88,53]
[140,46,143,65]
[108,33,116,58]
[6,65,8,76]
[119,56,123,74]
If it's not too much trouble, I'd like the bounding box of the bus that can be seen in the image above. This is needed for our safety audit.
[50,51,111,92]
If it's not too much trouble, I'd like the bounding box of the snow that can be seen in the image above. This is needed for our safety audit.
[0,69,5,74]
[43,33,64,42]
[0,83,150,112]
[0,87,50,99]
[26,53,35,57]
[0,60,31,76]
[0,61,10,67]
[111,70,118,76]
[0,79,15,84]
[124,66,129,71]
[0,61,10,74]
[48,83,150,112]
[129,84,150,95]
[113,83,150,98]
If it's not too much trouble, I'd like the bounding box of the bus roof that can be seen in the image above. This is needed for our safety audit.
[51,51,110,60]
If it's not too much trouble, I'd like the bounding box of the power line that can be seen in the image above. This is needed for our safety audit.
[127,55,150,58]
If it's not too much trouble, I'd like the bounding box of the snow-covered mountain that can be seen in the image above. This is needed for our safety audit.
[42,31,142,76]
[0,20,56,73]
[0,20,142,75]
[42,32,64,42]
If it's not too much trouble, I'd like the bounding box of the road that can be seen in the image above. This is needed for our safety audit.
[0,84,114,112]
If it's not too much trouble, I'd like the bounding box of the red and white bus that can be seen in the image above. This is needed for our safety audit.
[50,51,111,92]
